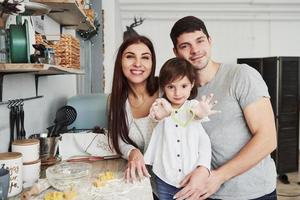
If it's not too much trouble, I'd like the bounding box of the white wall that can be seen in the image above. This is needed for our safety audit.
[103,0,300,91]
[102,0,123,93]
[119,0,300,67]
[102,0,300,149]
[0,16,77,152]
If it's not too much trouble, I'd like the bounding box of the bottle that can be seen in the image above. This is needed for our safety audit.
[0,19,8,63]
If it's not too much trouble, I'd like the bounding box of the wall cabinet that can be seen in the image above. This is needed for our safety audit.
[237,57,300,174]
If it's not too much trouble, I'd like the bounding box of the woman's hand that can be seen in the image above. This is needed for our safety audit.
[125,148,150,183]
[192,94,220,119]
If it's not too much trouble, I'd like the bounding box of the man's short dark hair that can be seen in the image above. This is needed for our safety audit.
[170,16,210,48]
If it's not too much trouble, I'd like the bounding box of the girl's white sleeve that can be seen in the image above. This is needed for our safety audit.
[196,125,212,171]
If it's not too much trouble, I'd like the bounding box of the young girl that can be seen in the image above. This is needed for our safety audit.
[144,57,218,200]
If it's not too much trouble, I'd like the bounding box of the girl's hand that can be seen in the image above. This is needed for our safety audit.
[149,98,172,121]
[125,149,150,183]
[192,94,220,119]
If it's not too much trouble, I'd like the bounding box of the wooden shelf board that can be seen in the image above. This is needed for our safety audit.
[0,63,84,75]
[0,63,43,73]
[31,0,95,30]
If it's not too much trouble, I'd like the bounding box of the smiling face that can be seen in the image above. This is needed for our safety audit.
[174,30,212,71]
[121,43,152,86]
[163,75,194,108]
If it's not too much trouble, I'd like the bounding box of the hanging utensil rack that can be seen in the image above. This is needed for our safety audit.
[0,95,43,106]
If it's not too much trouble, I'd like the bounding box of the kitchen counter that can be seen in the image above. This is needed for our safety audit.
[10,158,154,200]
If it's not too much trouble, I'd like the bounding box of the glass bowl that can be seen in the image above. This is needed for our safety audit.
[46,162,92,191]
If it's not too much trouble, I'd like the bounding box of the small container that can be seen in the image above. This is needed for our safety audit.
[45,48,55,65]
[22,159,41,188]
[0,152,23,197]
[29,133,60,162]
[12,139,40,163]
[46,162,92,191]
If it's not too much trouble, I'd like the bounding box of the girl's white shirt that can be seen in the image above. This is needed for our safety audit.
[144,99,211,187]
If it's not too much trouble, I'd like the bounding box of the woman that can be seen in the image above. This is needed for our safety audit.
[108,35,159,186]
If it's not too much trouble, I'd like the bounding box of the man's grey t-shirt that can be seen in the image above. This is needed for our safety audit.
[198,63,277,200]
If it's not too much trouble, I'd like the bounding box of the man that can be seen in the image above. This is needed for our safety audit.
[170,16,277,200]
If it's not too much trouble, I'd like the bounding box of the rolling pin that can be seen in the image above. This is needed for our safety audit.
[21,179,51,200]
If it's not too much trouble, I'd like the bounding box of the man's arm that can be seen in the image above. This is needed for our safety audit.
[214,97,277,182]
[174,97,277,200]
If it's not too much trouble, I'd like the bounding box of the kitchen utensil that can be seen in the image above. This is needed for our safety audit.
[15,105,20,140]
[29,133,60,164]
[9,16,30,63]
[49,106,77,137]
[8,102,17,152]
[20,103,26,139]
[66,155,120,163]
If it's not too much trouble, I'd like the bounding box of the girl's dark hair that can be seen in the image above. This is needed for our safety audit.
[159,57,197,100]
[108,35,158,155]
[170,16,210,48]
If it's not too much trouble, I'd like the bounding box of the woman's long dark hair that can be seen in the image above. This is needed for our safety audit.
[108,35,158,155]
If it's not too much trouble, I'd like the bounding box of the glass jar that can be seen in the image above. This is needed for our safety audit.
[0,27,8,63]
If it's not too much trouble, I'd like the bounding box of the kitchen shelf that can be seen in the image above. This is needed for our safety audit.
[31,0,96,31]
[0,63,84,101]
[0,63,84,75]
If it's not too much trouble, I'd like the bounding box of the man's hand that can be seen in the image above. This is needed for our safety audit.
[174,168,225,200]
[149,98,172,121]
[197,170,225,200]
[125,149,150,183]
[192,94,220,119]
[174,166,210,200]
